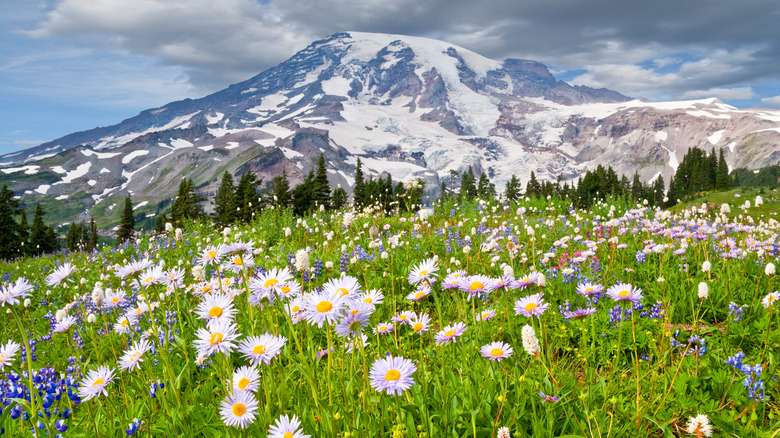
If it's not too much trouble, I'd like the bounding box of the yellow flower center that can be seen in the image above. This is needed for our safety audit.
[482,313,491,319]
[420,270,428,276]
[209,306,223,318]
[490,348,503,357]
[380,325,387,331]
[525,302,538,312]
[253,345,266,355]
[237,377,250,390]
[469,282,484,291]
[232,403,246,416]
[233,257,243,266]
[618,290,630,298]
[264,279,278,288]
[399,315,408,320]
[93,378,104,386]
[338,287,349,297]
[112,297,120,304]
[208,250,217,259]
[413,322,423,332]
[445,329,455,337]
[281,286,290,294]
[209,332,224,345]
[120,319,129,328]
[385,369,401,381]
[316,301,333,313]
[363,298,373,303]
[291,305,300,312]
[284,433,293,438]
[415,292,426,299]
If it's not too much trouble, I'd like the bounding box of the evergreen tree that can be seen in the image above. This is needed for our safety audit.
[477,173,496,199]
[526,171,542,198]
[292,171,315,216]
[716,148,730,190]
[0,185,22,259]
[234,171,262,223]
[651,175,665,206]
[88,216,98,251]
[65,222,83,252]
[631,172,643,201]
[353,158,365,209]
[29,203,58,255]
[439,181,449,202]
[311,154,331,210]
[18,211,29,256]
[267,169,293,209]
[172,178,205,224]
[460,166,477,200]
[116,195,135,244]
[213,171,237,226]
[332,186,347,210]
[504,175,521,202]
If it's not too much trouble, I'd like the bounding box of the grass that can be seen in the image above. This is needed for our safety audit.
[1,196,779,437]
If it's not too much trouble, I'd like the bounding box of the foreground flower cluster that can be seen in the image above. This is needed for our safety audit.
[1,194,779,436]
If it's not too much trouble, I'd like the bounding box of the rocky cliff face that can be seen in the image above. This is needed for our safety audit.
[1,31,779,225]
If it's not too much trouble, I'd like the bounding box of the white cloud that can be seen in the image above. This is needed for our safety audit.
[761,95,780,108]
[679,87,755,101]
[28,0,315,87]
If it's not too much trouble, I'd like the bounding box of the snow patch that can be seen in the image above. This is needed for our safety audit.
[100,168,110,174]
[205,112,224,125]
[654,131,667,142]
[55,162,92,184]
[225,142,240,150]
[280,147,303,159]
[170,138,193,149]
[133,201,148,210]
[80,149,120,159]
[122,150,150,164]
[55,195,68,200]
[1,165,40,175]
[87,180,96,186]
[321,76,352,96]
[198,145,214,151]
[708,130,725,144]
[35,184,50,195]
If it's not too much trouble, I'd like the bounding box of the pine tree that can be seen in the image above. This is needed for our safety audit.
[0,185,22,259]
[353,158,365,209]
[439,181,450,202]
[88,216,98,251]
[267,169,292,209]
[65,222,83,252]
[716,148,730,190]
[172,178,205,224]
[332,186,347,210]
[460,166,477,200]
[29,203,58,255]
[477,173,495,199]
[234,172,262,223]
[311,154,331,210]
[292,171,315,216]
[651,175,665,206]
[18,211,29,256]
[116,195,135,244]
[504,175,521,202]
[631,172,643,201]
[213,171,237,226]
[526,171,541,198]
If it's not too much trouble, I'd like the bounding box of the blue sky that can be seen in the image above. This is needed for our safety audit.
[3,0,780,155]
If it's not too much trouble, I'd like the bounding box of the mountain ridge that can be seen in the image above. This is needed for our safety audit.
[1,31,779,226]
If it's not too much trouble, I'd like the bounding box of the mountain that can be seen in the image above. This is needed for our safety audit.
[2,31,780,226]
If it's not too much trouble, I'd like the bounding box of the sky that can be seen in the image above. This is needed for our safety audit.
[3,0,780,155]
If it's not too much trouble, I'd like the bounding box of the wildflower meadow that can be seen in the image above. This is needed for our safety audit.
[1,195,780,437]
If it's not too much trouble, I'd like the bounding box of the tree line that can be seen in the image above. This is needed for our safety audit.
[0,146,753,259]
